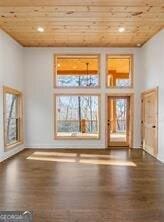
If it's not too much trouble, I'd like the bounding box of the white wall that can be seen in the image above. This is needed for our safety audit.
[24,47,141,149]
[2,27,163,160]
[2,26,163,161]
[0,30,24,162]
[141,29,164,162]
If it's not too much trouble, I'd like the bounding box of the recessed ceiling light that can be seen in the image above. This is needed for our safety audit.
[57,64,61,68]
[37,27,44,32]
[137,43,141,47]
[118,27,125,32]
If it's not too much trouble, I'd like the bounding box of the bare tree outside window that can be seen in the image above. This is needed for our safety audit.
[5,93,18,145]
[56,95,99,138]
[3,87,23,149]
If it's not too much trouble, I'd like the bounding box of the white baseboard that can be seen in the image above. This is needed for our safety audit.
[25,144,140,149]
[0,146,24,162]
[157,155,164,163]
[25,144,106,149]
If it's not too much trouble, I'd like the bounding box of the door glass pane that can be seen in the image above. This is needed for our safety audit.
[5,93,18,145]
[110,98,127,143]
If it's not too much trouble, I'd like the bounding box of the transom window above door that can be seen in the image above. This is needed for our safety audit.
[54,55,100,88]
[106,55,133,88]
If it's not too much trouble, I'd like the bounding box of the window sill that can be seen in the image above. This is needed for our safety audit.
[106,86,133,89]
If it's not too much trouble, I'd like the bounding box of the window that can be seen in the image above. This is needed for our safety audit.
[107,55,133,88]
[55,95,100,139]
[3,86,23,149]
[54,55,100,88]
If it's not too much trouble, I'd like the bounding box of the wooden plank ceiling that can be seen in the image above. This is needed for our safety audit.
[0,0,163,47]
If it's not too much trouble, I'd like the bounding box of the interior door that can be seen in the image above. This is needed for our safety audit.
[107,96,130,147]
[141,89,158,156]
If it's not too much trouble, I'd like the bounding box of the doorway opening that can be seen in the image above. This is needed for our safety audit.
[106,94,133,148]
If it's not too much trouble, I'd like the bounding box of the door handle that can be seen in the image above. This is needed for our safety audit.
[152,125,156,128]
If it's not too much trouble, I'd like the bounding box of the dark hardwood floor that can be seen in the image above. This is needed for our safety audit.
[0,148,164,222]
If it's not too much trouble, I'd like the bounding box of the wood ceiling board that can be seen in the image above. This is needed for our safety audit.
[0,1,163,47]
[0,6,163,12]
[0,6,163,14]
[0,0,163,7]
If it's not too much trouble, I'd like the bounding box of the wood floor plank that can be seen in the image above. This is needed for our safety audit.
[0,148,163,222]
